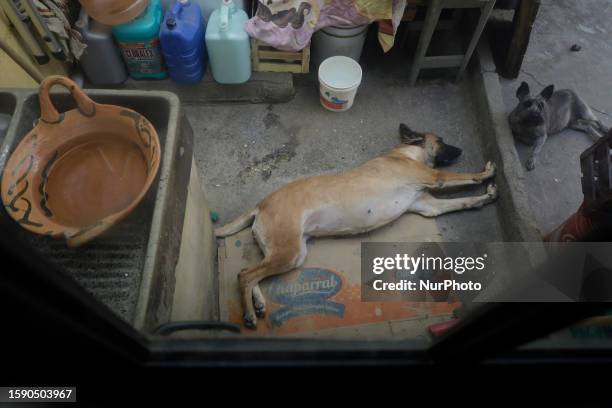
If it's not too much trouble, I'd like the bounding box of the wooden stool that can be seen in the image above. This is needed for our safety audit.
[502,0,541,78]
[408,0,497,85]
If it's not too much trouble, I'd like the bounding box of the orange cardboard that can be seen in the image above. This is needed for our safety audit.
[218,213,459,338]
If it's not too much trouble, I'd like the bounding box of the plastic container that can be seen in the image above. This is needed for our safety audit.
[78,0,149,26]
[318,56,362,112]
[197,0,245,23]
[312,24,369,66]
[113,0,168,79]
[161,0,246,22]
[205,0,251,84]
[160,0,206,83]
[76,10,128,85]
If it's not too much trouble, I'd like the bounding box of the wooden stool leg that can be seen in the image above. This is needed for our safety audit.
[408,0,443,86]
[455,0,497,82]
[503,0,541,78]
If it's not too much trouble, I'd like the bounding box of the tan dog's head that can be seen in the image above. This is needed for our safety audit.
[399,123,462,167]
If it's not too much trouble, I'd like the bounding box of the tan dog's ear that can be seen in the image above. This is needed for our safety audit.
[399,123,425,145]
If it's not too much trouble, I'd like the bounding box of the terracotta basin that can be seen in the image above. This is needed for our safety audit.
[1,76,161,247]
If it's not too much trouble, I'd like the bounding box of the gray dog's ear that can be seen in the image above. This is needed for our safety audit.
[399,123,425,145]
[516,81,530,101]
[540,85,554,100]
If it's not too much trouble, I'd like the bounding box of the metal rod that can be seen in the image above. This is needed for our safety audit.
[0,35,44,83]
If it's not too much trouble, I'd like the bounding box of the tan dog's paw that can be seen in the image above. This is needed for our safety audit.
[526,157,536,171]
[253,298,266,318]
[252,286,267,318]
[486,183,498,200]
[482,161,496,179]
[243,312,257,329]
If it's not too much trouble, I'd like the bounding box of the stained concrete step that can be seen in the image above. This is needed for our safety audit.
[108,70,295,105]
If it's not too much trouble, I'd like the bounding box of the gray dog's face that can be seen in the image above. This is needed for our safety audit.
[508,81,555,137]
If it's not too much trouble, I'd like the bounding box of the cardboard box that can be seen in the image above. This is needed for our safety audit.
[218,214,459,339]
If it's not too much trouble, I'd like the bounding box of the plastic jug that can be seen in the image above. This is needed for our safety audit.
[160,0,206,83]
[76,10,128,85]
[162,0,246,23]
[205,0,251,84]
[113,0,168,79]
[198,0,245,23]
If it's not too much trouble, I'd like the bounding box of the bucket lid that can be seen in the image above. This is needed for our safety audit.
[318,56,362,90]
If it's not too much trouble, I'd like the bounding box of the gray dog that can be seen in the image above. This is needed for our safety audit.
[508,81,608,171]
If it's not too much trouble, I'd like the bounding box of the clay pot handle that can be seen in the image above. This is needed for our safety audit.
[39,75,96,124]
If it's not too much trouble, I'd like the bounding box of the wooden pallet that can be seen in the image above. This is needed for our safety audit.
[251,39,310,74]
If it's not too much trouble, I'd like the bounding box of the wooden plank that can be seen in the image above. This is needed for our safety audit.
[409,0,443,85]
[256,62,304,73]
[251,38,259,70]
[404,18,456,31]
[502,0,541,78]
[420,54,464,68]
[258,50,303,61]
[440,0,490,8]
[301,45,310,73]
[258,45,281,51]
[456,0,496,81]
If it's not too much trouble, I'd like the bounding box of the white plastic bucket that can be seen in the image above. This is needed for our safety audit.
[318,56,363,112]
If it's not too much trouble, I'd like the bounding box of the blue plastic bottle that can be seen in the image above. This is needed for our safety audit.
[160,0,206,83]
[113,0,168,79]
[205,0,251,84]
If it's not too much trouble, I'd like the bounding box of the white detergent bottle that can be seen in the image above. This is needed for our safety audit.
[205,0,251,84]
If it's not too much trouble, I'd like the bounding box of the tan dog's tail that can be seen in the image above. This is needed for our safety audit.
[214,208,258,237]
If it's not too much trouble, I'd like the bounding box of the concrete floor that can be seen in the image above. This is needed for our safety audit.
[187,51,504,242]
[184,1,612,244]
[498,0,612,235]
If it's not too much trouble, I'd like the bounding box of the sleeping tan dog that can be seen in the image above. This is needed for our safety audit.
[215,124,498,328]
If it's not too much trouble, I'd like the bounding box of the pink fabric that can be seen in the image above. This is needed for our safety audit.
[315,0,372,30]
[245,0,375,52]
[246,17,316,51]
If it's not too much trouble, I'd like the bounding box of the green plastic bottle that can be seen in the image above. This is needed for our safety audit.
[113,0,168,79]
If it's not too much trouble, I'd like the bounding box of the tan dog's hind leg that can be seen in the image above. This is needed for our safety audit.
[238,223,307,328]
[411,184,498,217]
[431,161,496,189]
